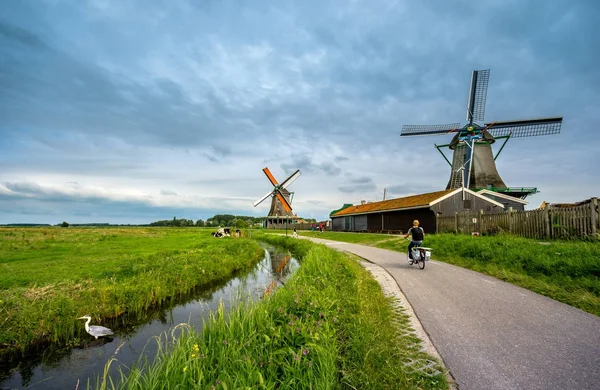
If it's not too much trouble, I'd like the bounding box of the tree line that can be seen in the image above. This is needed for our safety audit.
[149,215,264,228]
[149,214,317,228]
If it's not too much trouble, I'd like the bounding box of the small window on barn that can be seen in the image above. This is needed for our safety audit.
[463,199,472,209]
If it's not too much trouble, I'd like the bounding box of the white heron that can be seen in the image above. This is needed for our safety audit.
[77,315,114,339]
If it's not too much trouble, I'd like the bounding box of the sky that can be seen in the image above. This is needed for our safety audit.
[1,0,599,225]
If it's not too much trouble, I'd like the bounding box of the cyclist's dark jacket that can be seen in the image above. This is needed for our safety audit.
[408,227,424,241]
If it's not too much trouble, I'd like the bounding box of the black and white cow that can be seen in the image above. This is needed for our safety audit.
[211,228,231,238]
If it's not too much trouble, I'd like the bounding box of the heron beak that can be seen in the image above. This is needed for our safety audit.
[77,316,86,319]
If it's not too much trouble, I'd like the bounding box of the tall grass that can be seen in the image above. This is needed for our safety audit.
[101,235,448,389]
[0,228,264,359]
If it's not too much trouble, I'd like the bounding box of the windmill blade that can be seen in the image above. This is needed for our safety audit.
[486,117,562,138]
[466,69,490,123]
[275,191,293,213]
[262,167,279,186]
[279,169,301,189]
[401,123,462,136]
[253,190,273,208]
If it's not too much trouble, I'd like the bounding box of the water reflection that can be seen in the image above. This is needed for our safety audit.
[0,246,299,390]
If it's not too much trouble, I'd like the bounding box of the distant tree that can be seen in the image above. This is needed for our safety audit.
[195,219,205,227]
[61,221,69,228]
[235,219,247,228]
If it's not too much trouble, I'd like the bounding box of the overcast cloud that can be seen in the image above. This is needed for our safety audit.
[1,0,599,224]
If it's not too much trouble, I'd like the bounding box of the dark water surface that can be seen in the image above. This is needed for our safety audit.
[1,247,298,390]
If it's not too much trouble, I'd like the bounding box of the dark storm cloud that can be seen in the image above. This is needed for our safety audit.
[0,21,47,48]
[0,25,246,152]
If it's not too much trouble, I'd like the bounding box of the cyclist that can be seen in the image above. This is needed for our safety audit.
[404,220,424,262]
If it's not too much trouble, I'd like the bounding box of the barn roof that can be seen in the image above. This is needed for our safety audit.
[331,189,457,217]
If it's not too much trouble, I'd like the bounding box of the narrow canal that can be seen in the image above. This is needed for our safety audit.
[0,246,299,390]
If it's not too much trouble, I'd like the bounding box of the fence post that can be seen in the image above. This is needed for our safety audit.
[592,197,598,238]
[454,212,458,234]
[508,207,513,234]
[543,208,550,239]
[479,209,484,233]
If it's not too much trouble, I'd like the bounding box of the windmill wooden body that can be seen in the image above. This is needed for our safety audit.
[401,69,562,200]
[254,167,301,228]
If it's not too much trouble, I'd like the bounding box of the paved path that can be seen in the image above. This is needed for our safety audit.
[304,237,600,390]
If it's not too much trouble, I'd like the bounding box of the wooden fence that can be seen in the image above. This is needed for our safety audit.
[437,197,599,239]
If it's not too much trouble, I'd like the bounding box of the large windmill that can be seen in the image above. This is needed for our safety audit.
[253,167,301,228]
[401,69,562,199]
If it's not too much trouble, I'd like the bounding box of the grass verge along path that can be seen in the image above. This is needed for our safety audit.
[99,235,448,390]
[297,231,600,316]
[0,227,264,359]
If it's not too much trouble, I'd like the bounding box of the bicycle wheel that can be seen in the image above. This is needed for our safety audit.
[418,253,425,269]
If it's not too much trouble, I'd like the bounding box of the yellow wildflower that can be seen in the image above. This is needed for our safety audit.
[183,366,187,373]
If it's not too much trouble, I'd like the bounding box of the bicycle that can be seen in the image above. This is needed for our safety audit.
[408,244,432,270]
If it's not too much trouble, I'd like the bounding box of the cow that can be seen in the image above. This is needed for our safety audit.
[212,228,230,238]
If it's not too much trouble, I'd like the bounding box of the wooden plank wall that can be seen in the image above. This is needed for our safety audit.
[437,197,599,239]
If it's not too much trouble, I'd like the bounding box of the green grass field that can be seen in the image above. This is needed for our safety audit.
[99,235,448,390]
[0,227,264,358]
[296,230,600,316]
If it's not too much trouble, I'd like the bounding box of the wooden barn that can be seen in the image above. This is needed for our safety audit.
[330,188,506,233]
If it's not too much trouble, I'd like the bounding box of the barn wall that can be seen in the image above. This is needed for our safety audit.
[367,214,382,231]
[356,209,436,233]
[355,215,368,231]
[382,209,436,233]
[334,209,435,233]
[332,217,344,231]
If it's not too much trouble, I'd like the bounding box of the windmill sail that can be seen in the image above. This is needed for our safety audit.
[401,123,461,136]
[486,117,562,138]
[466,69,490,123]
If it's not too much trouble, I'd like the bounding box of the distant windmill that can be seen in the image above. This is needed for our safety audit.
[253,167,301,230]
[401,69,563,199]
